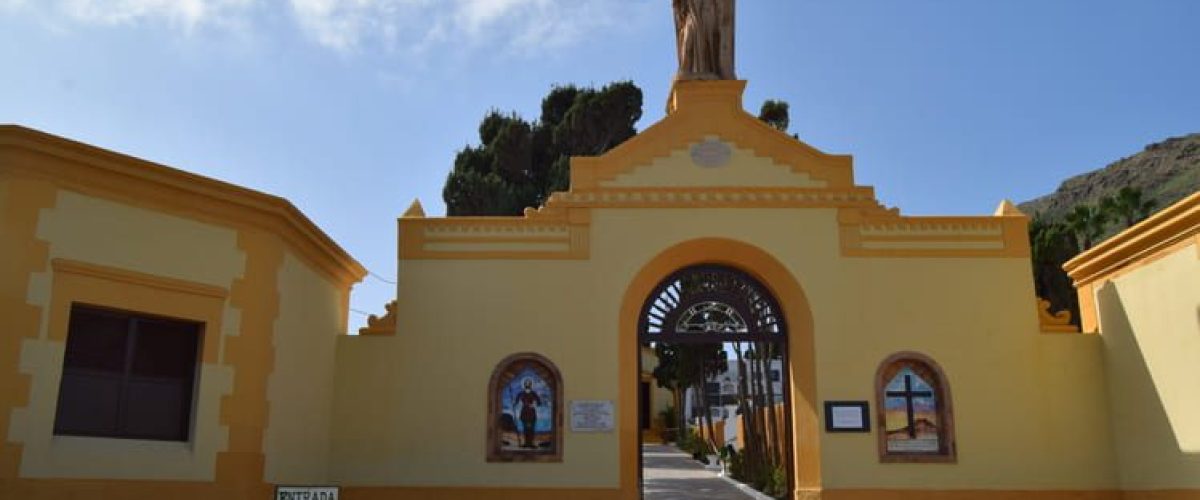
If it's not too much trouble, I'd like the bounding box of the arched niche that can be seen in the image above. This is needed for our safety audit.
[486,352,564,462]
[874,351,956,463]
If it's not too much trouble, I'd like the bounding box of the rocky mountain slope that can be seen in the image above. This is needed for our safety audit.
[1019,133,1200,221]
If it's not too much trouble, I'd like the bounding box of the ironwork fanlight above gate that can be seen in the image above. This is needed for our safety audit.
[639,265,786,343]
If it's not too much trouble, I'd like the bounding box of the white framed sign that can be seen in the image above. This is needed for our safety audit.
[824,401,870,432]
[570,400,614,432]
[275,486,339,500]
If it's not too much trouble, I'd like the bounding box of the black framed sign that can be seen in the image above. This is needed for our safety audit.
[824,401,870,432]
[275,485,339,500]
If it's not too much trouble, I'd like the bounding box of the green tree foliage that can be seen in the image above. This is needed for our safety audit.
[1100,187,1156,229]
[443,82,643,216]
[651,342,726,451]
[1064,204,1109,252]
[1028,216,1080,325]
[1027,187,1155,327]
[757,99,790,132]
[443,85,796,216]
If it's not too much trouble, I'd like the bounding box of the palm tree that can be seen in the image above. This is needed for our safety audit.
[1064,204,1108,252]
[1100,187,1156,229]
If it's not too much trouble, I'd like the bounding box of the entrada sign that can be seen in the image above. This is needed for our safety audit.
[275,486,339,500]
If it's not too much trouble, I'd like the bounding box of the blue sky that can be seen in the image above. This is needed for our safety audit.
[2,1,1197,330]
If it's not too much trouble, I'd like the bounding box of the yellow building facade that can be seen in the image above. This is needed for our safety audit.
[1,80,1197,500]
[0,125,365,498]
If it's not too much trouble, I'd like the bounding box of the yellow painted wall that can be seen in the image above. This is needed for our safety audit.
[0,175,8,224]
[1,126,361,499]
[264,251,346,484]
[334,204,1119,493]
[819,258,1116,488]
[591,209,1116,490]
[36,191,246,287]
[12,189,243,480]
[331,257,621,487]
[1095,241,1200,489]
[1,183,355,489]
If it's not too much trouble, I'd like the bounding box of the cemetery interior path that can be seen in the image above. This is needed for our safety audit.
[641,444,758,500]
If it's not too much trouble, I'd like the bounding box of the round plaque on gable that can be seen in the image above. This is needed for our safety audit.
[690,139,732,168]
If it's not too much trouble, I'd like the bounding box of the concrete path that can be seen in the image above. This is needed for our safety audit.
[642,444,757,500]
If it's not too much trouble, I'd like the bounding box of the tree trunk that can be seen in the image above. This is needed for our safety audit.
[698,376,719,453]
[750,346,769,471]
[761,342,781,467]
[734,342,760,479]
[672,387,685,444]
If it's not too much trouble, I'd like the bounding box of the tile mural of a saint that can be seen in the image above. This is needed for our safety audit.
[487,353,562,462]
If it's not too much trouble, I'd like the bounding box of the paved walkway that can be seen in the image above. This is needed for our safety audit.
[642,444,757,500]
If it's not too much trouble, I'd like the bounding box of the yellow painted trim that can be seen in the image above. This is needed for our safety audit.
[0,125,366,287]
[1036,297,1080,334]
[839,211,1030,259]
[1064,192,1199,334]
[51,258,228,299]
[0,176,55,480]
[213,229,283,497]
[403,199,426,218]
[603,79,855,191]
[1076,282,1099,333]
[822,490,1125,500]
[0,484,1190,500]
[357,300,397,336]
[398,81,1029,261]
[547,186,883,209]
[399,212,589,261]
[618,238,822,499]
[1121,491,1200,500]
[1064,192,1199,287]
[339,486,622,500]
[46,259,227,364]
[821,490,1200,500]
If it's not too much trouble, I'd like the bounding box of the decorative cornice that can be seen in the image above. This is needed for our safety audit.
[1064,191,1200,286]
[571,80,855,191]
[358,300,397,336]
[1036,297,1079,334]
[839,210,1030,258]
[0,125,366,287]
[545,186,882,209]
[396,81,1032,262]
[399,210,589,260]
[52,258,229,299]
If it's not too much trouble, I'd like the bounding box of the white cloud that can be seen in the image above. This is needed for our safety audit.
[56,0,257,31]
[4,0,649,58]
[287,0,646,55]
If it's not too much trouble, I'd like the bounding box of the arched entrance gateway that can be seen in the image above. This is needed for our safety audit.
[619,238,821,500]
[639,264,793,496]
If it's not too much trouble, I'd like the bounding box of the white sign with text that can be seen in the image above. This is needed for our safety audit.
[570,400,615,432]
[275,486,338,500]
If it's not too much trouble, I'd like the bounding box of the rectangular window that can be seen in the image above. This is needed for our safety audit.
[54,304,202,441]
[770,369,781,382]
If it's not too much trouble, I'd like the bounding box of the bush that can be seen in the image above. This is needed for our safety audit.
[727,447,746,480]
[767,466,787,498]
[659,406,677,443]
[679,428,713,463]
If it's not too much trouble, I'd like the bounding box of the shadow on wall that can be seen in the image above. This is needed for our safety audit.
[1098,283,1200,460]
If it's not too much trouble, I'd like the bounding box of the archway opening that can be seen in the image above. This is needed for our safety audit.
[638,264,794,499]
